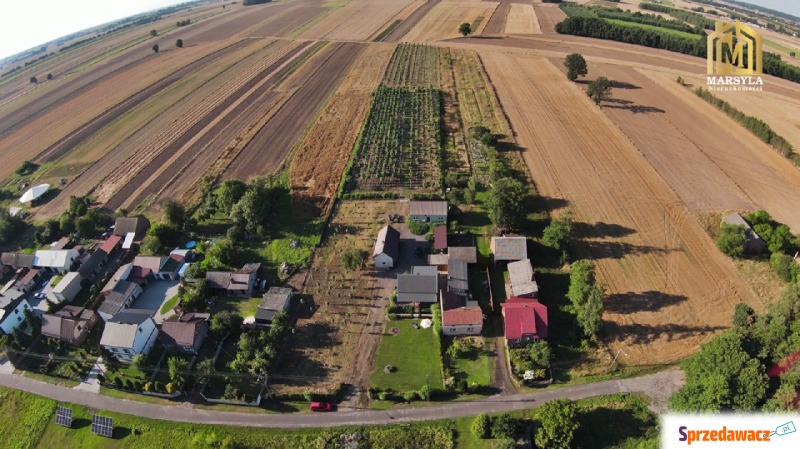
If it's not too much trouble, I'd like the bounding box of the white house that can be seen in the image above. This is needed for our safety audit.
[100,309,158,362]
[409,201,448,223]
[0,289,33,335]
[45,272,84,303]
[33,249,79,274]
[373,225,400,269]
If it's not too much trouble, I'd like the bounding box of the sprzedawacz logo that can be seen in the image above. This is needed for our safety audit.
[677,421,796,445]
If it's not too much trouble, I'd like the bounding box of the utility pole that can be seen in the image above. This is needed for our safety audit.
[609,348,628,372]
[426,374,430,401]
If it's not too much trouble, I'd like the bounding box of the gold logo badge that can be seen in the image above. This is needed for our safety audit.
[707,21,763,75]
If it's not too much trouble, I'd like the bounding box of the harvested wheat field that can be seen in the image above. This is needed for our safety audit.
[403,1,499,42]
[531,1,565,34]
[481,51,760,364]
[301,0,414,41]
[290,43,394,219]
[505,4,540,35]
[381,0,442,42]
[482,2,510,35]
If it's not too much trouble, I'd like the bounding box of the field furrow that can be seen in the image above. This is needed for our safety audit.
[481,51,759,364]
[383,0,442,43]
[301,0,414,41]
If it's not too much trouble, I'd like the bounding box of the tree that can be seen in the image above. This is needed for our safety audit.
[767,224,794,254]
[196,359,214,384]
[528,340,551,367]
[567,260,604,338]
[46,73,53,80]
[580,284,605,338]
[459,22,472,37]
[152,44,159,53]
[210,311,244,338]
[342,249,369,270]
[534,399,579,449]
[564,53,588,81]
[486,177,529,229]
[732,302,754,330]
[770,252,796,282]
[717,223,746,258]
[68,195,90,217]
[130,354,145,371]
[542,214,572,261]
[167,356,189,386]
[216,180,247,213]
[150,29,157,37]
[669,331,768,412]
[490,413,518,439]
[176,39,184,48]
[29,76,37,84]
[162,200,186,229]
[587,76,613,105]
[0,214,25,245]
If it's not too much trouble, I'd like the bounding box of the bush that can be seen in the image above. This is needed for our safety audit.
[717,223,746,258]
[378,392,390,401]
[383,364,395,374]
[472,413,491,439]
[770,252,799,282]
[407,220,430,235]
[402,391,417,402]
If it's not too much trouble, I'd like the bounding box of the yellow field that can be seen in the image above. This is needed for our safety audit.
[403,1,500,42]
[505,4,540,35]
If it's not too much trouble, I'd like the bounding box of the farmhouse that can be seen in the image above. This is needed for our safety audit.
[409,201,448,223]
[41,306,98,346]
[502,299,548,347]
[13,268,41,293]
[440,291,482,336]
[132,255,183,282]
[97,280,143,321]
[205,265,257,297]
[100,309,158,362]
[490,236,527,262]
[0,289,32,335]
[397,267,439,303]
[722,213,766,254]
[113,216,150,240]
[447,260,469,296]
[507,259,538,299]
[98,234,123,256]
[255,287,293,327]
[45,271,84,303]
[33,249,79,274]
[102,263,133,295]
[1,252,35,272]
[373,225,400,269]
[159,313,209,354]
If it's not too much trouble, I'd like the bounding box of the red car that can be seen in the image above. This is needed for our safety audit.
[309,401,333,412]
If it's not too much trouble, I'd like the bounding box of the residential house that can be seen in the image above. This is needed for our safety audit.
[448,247,477,264]
[397,267,439,303]
[40,306,98,345]
[77,249,107,283]
[112,216,150,240]
[434,226,447,252]
[50,237,73,250]
[98,234,123,257]
[132,255,183,282]
[373,225,400,269]
[205,265,257,297]
[169,248,196,263]
[409,201,448,223]
[722,213,766,254]
[160,313,210,354]
[447,260,469,296]
[502,300,548,347]
[13,268,41,293]
[255,287,293,327]
[440,291,482,336]
[0,289,32,335]
[102,263,133,296]
[490,236,527,262]
[98,280,143,321]
[1,253,35,274]
[100,309,158,362]
[507,259,538,299]
[33,249,79,274]
[45,272,84,303]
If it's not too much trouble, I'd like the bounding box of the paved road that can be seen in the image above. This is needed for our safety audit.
[0,369,683,429]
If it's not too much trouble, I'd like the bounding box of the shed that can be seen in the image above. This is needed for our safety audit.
[434,226,448,251]
[373,225,400,269]
[409,201,448,223]
[507,259,538,298]
[255,287,293,326]
[490,236,527,262]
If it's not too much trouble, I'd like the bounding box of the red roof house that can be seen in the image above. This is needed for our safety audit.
[502,300,548,347]
[434,226,448,252]
[98,235,123,255]
[440,291,482,336]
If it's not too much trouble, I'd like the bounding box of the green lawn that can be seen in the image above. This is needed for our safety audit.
[451,339,493,387]
[606,19,701,40]
[765,38,799,56]
[370,320,444,392]
[159,294,180,315]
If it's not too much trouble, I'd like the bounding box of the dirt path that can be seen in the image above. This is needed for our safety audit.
[481,52,759,365]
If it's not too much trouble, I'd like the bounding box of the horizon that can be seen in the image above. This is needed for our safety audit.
[0,0,187,61]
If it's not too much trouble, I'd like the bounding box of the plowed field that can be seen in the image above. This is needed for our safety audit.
[482,2,510,35]
[532,1,565,34]
[481,52,759,364]
[301,0,414,41]
[382,0,442,42]
[404,1,499,42]
[290,43,394,219]
[223,42,366,181]
[505,4,540,35]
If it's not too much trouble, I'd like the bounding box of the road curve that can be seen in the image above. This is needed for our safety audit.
[0,370,683,428]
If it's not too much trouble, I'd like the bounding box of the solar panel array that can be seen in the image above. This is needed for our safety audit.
[91,414,114,438]
[54,406,73,428]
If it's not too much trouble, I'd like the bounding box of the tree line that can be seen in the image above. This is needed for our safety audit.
[638,2,716,30]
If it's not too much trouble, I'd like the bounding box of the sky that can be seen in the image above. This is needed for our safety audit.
[0,1,186,60]
[733,0,800,19]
